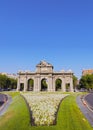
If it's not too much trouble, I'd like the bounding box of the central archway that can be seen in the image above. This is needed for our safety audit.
[28,79,34,91]
[66,83,70,92]
[41,78,48,91]
[55,79,62,91]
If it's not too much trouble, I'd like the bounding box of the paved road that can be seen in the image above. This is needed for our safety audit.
[77,95,93,127]
[0,94,8,107]
[85,93,93,109]
[0,94,12,116]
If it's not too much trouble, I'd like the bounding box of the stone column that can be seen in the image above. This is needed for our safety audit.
[62,78,66,92]
[38,77,41,91]
[70,77,74,92]
[48,77,53,92]
[17,76,20,91]
[34,76,40,92]
[33,78,37,91]
[52,77,55,92]
[24,76,27,91]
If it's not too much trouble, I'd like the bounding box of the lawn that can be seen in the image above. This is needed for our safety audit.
[0,92,93,130]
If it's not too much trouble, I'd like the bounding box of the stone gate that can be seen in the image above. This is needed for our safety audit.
[17,61,73,92]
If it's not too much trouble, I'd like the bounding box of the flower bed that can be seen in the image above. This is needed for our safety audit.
[22,93,68,126]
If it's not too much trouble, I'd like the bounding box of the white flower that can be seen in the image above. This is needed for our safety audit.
[22,93,68,126]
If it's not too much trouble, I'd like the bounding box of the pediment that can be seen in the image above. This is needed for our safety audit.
[37,61,53,67]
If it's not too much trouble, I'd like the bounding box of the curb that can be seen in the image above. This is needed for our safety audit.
[82,94,93,113]
[0,94,12,116]
[0,94,8,111]
[76,95,93,127]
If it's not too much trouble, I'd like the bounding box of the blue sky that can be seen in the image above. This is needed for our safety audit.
[0,0,93,78]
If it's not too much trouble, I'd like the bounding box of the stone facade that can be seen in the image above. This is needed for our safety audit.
[17,61,74,92]
[82,69,93,76]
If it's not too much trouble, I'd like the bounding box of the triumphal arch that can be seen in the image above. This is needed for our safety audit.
[17,61,73,92]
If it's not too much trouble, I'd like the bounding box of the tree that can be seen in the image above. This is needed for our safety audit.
[0,74,17,90]
[0,74,7,89]
[86,74,93,89]
[79,74,93,90]
[9,78,17,89]
[6,78,11,88]
[73,75,78,89]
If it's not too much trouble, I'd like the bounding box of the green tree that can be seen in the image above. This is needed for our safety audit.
[86,74,93,89]
[6,78,11,88]
[79,74,93,90]
[73,75,78,89]
[0,74,17,90]
[0,74,7,89]
[9,78,17,89]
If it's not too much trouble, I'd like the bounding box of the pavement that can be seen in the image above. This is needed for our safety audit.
[85,93,93,111]
[0,94,8,107]
[0,94,12,116]
[76,94,93,127]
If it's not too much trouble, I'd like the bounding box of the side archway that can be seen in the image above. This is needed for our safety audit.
[55,79,62,91]
[28,79,34,91]
[41,78,48,91]
[20,83,24,91]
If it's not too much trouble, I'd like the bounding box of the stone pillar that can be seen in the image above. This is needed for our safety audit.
[62,78,66,92]
[17,76,20,91]
[38,77,41,91]
[52,78,55,92]
[24,76,27,91]
[48,76,53,92]
[33,78,36,91]
[70,77,74,92]
[34,76,41,92]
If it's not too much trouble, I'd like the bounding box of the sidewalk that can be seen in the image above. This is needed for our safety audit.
[0,94,12,116]
[76,95,93,127]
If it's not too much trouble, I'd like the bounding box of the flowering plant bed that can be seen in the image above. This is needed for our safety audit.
[22,93,68,126]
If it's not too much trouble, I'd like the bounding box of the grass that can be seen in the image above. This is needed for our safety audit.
[0,92,93,130]
[0,92,30,130]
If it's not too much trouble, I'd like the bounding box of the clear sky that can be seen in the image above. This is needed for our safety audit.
[0,0,93,78]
